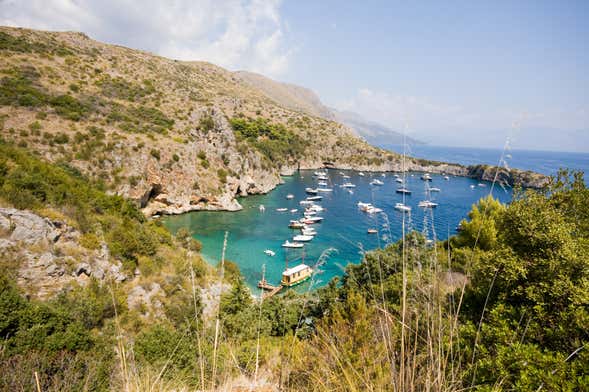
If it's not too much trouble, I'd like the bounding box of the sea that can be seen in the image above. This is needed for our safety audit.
[163,146,589,291]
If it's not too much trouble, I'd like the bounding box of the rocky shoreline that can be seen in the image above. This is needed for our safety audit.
[142,158,549,217]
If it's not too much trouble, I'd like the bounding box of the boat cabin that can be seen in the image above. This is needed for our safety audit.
[281,264,312,287]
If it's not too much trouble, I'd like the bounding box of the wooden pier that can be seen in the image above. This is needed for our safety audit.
[257,279,283,299]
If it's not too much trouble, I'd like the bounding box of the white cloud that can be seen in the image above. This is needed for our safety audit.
[337,88,589,150]
[0,0,292,76]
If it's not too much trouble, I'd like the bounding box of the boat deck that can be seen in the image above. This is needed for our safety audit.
[257,279,283,299]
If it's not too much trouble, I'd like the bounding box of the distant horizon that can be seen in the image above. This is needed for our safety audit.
[380,142,589,156]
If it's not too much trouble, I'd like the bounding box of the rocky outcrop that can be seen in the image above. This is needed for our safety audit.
[0,208,126,299]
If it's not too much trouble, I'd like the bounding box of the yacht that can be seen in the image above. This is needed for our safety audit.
[264,249,275,256]
[418,200,438,208]
[293,234,314,242]
[395,203,411,212]
[305,188,318,195]
[282,241,304,248]
[421,173,433,181]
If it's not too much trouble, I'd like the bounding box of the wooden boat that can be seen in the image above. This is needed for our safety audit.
[281,264,312,286]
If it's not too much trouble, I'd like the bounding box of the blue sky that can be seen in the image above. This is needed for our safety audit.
[2,0,588,151]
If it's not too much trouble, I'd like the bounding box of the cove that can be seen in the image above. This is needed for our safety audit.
[163,170,512,291]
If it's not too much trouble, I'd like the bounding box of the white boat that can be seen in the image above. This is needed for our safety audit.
[366,206,383,214]
[430,187,441,192]
[304,210,317,216]
[276,208,288,212]
[302,216,324,224]
[317,188,333,192]
[418,200,438,208]
[299,200,314,205]
[395,202,411,212]
[342,182,356,188]
[396,187,412,194]
[264,249,275,256]
[317,175,329,181]
[381,173,386,177]
[395,178,404,183]
[478,183,487,187]
[286,194,294,199]
[290,209,298,213]
[317,181,328,186]
[358,172,365,176]
[305,188,318,195]
[470,184,476,189]
[443,175,450,180]
[307,204,324,212]
[358,201,372,210]
[301,228,317,236]
[282,241,304,248]
[259,205,265,212]
[306,195,323,201]
[421,173,433,181]
[341,174,351,179]
[313,171,327,176]
[370,179,384,186]
[293,235,314,242]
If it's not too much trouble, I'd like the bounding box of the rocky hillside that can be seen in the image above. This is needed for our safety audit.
[0,27,547,218]
[235,70,335,120]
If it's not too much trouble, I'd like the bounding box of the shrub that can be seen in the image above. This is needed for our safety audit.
[150,149,160,160]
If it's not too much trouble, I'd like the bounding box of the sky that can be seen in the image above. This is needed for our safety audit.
[1,0,588,152]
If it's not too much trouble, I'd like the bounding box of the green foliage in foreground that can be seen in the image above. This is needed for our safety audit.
[230,117,308,164]
[290,170,589,391]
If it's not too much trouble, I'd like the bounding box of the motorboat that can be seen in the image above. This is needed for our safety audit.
[289,220,305,229]
[305,188,318,195]
[443,175,450,180]
[358,172,365,176]
[395,203,411,212]
[478,183,487,187]
[430,187,441,192]
[293,235,314,242]
[317,188,333,192]
[421,173,433,181]
[259,205,265,212]
[307,204,324,212]
[381,173,386,177]
[302,216,324,224]
[418,200,438,208]
[286,194,295,199]
[304,210,317,216]
[470,184,476,189]
[306,195,323,201]
[366,206,383,214]
[396,187,412,194]
[299,200,314,205]
[342,182,356,188]
[301,228,317,236]
[317,175,328,181]
[318,181,328,186]
[276,208,288,212]
[290,209,298,213]
[282,241,304,248]
[313,171,327,176]
[370,179,384,186]
[358,202,372,211]
[396,178,404,183]
[341,174,351,179]
[264,249,275,256]
[367,229,378,234]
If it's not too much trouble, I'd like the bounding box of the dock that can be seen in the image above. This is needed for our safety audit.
[257,279,283,299]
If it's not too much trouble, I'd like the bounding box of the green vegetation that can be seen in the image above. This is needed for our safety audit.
[230,117,307,164]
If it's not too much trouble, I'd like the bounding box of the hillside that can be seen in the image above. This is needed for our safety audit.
[235,70,335,120]
[331,107,424,146]
[0,26,404,216]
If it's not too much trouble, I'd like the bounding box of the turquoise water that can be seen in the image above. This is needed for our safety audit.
[163,170,512,290]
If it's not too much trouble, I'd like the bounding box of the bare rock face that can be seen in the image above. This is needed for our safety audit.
[0,208,126,299]
[127,283,164,317]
